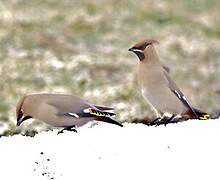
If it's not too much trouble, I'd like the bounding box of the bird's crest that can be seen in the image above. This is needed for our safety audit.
[132,39,159,50]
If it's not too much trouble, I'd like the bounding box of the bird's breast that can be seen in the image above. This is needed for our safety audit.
[141,86,184,115]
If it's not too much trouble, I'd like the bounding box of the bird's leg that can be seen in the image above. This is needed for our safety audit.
[148,117,162,126]
[155,115,189,126]
[162,114,176,126]
[154,114,176,126]
[57,125,77,135]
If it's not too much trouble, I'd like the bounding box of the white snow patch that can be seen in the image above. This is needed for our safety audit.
[0,119,220,180]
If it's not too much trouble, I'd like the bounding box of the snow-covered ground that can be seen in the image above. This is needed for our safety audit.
[1,119,220,180]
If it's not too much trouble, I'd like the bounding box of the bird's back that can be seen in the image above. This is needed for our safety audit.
[43,94,92,113]
[26,94,93,127]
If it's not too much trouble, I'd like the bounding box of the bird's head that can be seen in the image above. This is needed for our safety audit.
[16,95,33,126]
[128,39,159,61]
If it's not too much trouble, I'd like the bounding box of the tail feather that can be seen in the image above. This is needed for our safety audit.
[184,108,210,120]
[82,107,122,126]
[193,108,210,120]
[94,105,114,111]
[96,117,123,127]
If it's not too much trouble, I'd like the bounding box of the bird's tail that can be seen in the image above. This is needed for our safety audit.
[193,108,210,120]
[96,117,123,127]
[83,107,123,127]
[183,108,210,120]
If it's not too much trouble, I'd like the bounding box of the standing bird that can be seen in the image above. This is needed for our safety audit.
[128,39,209,125]
[16,93,123,133]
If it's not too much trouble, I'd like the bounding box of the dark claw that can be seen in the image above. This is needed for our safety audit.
[157,116,189,126]
[163,115,175,126]
[148,117,161,126]
[57,130,64,135]
[149,115,176,126]
[154,119,169,126]
[57,126,77,135]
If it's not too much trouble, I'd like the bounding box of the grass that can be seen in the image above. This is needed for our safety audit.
[0,0,220,136]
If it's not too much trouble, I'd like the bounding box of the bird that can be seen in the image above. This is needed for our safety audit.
[16,93,123,133]
[128,39,209,125]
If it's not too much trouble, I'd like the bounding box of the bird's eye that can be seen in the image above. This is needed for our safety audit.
[137,45,145,51]
[145,43,150,47]
[138,43,150,50]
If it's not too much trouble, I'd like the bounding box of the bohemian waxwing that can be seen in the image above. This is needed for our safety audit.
[129,39,209,124]
[16,93,123,133]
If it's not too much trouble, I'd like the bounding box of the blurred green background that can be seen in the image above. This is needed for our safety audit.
[0,0,220,136]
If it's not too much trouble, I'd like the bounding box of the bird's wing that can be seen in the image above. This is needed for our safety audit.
[47,98,121,126]
[58,108,116,119]
[96,116,123,127]
[47,97,115,119]
[163,71,198,118]
[94,105,114,111]
[94,105,115,113]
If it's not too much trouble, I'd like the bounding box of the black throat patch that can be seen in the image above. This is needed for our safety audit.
[134,51,145,61]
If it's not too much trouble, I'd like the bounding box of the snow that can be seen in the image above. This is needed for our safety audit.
[1,119,220,180]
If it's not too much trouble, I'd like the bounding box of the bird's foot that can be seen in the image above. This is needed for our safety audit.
[153,116,189,126]
[162,115,176,126]
[148,117,161,126]
[57,126,77,135]
[149,115,176,126]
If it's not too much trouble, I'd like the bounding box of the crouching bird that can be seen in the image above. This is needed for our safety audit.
[16,93,123,134]
[128,39,210,125]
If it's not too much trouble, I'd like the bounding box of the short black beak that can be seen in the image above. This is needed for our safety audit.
[17,111,23,126]
[128,47,134,52]
[17,116,32,126]
[17,119,23,126]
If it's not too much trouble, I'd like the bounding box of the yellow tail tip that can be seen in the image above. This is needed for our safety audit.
[199,114,210,120]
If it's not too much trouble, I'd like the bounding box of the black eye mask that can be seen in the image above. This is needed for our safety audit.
[138,43,150,50]
[18,110,23,121]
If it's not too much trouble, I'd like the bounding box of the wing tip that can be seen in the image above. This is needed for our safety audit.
[96,117,123,127]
